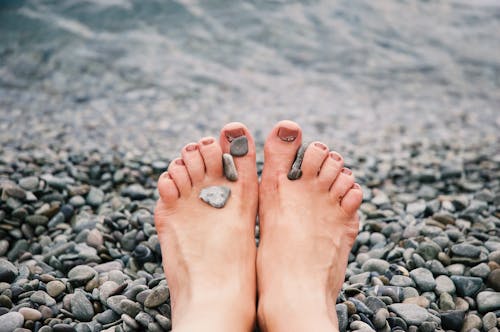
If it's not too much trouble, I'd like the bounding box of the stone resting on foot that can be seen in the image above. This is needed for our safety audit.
[154,120,363,332]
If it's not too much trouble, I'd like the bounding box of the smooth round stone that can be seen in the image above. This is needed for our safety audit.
[476,291,500,312]
[47,280,66,298]
[409,268,436,292]
[71,290,94,322]
[390,275,415,288]
[435,275,455,295]
[0,312,24,331]
[69,195,86,207]
[144,286,169,308]
[155,314,172,331]
[99,281,120,302]
[451,243,482,258]
[488,269,500,291]
[52,323,76,332]
[462,314,482,331]
[402,287,419,300]
[30,290,56,306]
[0,258,18,283]
[450,276,483,297]
[18,176,39,191]
[426,260,448,276]
[95,309,119,325]
[361,258,390,274]
[441,310,465,330]
[86,229,103,248]
[122,314,139,329]
[199,186,231,209]
[67,266,97,283]
[439,292,455,311]
[373,308,389,329]
[447,264,466,276]
[336,303,348,332]
[26,215,49,226]
[416,241,441,261]
[403,296,430,308]
[107,295,127,314]
[489,251,500,264]
[388,303,430,325]
[483,312,497,330]
[119,299,141,317]
[18,307,42,321]
[229,136,248,157]
[469,263,490,279]
[86,187,104,207]
[222,154,238,181]
[135,312,153,327]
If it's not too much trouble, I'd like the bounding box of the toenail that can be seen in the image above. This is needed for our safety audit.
[313,142,327,150]
[201,138,214,145]
[162,172,173,179]
[225,128,245,142]
[278,127,298,142]
[175,159,185,166]
[353,183,361,189]
[342,168,352,175]
[330,152,341,161]
[185,144,198,152]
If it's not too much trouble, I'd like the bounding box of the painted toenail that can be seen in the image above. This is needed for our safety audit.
[313,142,327,150]
[278,127,298,142]
[342,168,352,175]
[185,144,198,152]
[175,159,185,166]
[330,152,341,161]
[288,142,308,180]
[230,136,248,156]
[225,128,245,142]
[201,138,214,145]
[222,153,238,181]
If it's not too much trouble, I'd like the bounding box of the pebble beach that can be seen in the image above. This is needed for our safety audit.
[1,1,500,331]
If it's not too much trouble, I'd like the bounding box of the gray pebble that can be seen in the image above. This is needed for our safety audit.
[155,314,172,330]
[336,303,348,332]
[476,291,500,312]
[86,187,104,207]
[144,286,169,308]
[230,136,248,156]
[0,312,24,332]
[450,275,483,297]
[71,290,94,322]
[199,186,231,208]
[47,280,66,298]
[388,303,430,325]
[120,299,141,317]
[435,275,455,295]
[0,258,18,283]
[287,143,308,180]
[222,153,238,181]
[67,265,97,284]
[409,268,436,292]
[30,290,56,306]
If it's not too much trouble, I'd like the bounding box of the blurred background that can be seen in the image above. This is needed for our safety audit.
[0,0,499,160]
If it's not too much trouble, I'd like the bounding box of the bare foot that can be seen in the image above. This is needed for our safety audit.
[256,120,363,332]
[154,123,259,332]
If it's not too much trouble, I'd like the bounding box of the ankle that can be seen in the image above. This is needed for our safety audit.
[257,293,339,332]
[173,290,256,332]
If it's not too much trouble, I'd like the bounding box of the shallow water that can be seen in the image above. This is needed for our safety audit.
[1,0,499,157]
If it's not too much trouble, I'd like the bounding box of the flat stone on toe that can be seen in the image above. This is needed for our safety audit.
[223,153,238,181]
[230,136,248,156]
[287,143,308,180]
[199,186,231,208]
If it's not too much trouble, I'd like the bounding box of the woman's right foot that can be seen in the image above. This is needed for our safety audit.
[256,120,363,332]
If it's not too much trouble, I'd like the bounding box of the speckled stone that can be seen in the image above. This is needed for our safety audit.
[222,154,238,181]
[229,136,248,156]
[199,186,231,208]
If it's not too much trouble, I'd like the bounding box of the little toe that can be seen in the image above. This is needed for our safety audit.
[157,172,180,204]
[167,158,192,197]
[317,151,344,190]
[198,137,223,178]
[329,168,355,202]
[219,122,257,182]
[181,143,206,185]
[262,120,303,179]
[341,183,363,215]
[301,141,329,179]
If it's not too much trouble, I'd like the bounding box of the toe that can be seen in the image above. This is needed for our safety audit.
[262,120,302,179]
[317,151,344,190]
[219,122,257,182]
[198,137,223,178]
[301,141,329,179]
[341,183,363,215]
[329,168,355,202]
[157,172,180,205]
[167,158,192,197]
[181,143,206,185]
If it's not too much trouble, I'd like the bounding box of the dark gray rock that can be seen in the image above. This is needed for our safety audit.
[287,143,308,180]
[451,243,481,258]
[71,290,94,322]
[450,276,483,297]
[222,153,238,181]
[336,303,348,332]
[440,310,465,331]
[199,186,231,208]
[0,258,18,283]
[388,303,430,325]
[230,136,248,156]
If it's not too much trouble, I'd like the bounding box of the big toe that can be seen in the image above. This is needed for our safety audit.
[262,120,303,180]
[219,122,257,183]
